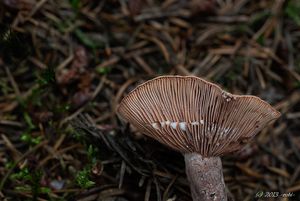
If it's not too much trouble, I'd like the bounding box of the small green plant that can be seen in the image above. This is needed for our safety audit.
[37,67,56,86]
[55,103,71,114]
[87,145,99,163]
[14,185,50,194]
[69,0,81,10]
[15,185,31,192]
[75,166,95,188]
[96,66,111,75]
[10,168,32,181]
[285,0,300,26]
[20,112,43,145]
[26,67,56,107]
[10,168,50,201]
[23,112,35,130]
[74,145,99,188]
[256,34,265,45]
[20,132,42,145]
[4,161,14,169]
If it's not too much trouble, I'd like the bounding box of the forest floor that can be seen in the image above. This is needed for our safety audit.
[0,0,300,201]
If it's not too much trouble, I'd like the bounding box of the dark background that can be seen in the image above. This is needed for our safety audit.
[0,0,299,200]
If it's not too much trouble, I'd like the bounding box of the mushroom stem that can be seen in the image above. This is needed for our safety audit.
[184,153,227,201]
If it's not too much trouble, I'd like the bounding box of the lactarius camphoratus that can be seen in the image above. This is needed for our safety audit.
[117,76,281,201]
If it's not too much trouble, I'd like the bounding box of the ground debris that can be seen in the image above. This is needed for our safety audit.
[0,0,299,200]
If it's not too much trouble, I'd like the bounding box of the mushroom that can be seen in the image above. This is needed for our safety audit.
[117,76,280,201]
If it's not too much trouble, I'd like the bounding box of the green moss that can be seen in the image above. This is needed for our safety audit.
[75,166,95,189]
[285,0,300,26]
[10,168,32,181]
[96,66,111,75]
[69,0,81,10]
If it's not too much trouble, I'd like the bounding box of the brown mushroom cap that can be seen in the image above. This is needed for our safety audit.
[117,76,281,157]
